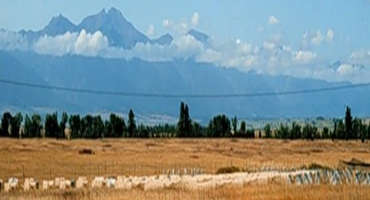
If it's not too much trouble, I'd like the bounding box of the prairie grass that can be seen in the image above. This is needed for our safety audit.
[0,138,370,199]
[2,184,370,200]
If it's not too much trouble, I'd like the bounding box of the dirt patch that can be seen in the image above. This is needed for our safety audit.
[340,158,370,168]
[78,148,95,155]
[103,144,112,148]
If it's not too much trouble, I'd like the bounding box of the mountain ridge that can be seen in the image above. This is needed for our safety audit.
[18,7,174,48]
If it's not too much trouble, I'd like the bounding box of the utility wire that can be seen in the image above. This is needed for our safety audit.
[0,78,369,98]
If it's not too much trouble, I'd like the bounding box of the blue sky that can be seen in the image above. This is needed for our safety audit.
[1,0,370,83]
[1,1,369,44]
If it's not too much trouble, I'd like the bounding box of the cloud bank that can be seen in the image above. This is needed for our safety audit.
[0,27,368,84]
[34,30,108,56]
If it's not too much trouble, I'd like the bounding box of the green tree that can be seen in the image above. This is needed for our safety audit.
[24,114,32,138]
[178,102,186,137]
[177,102,192,137]
[264,124,272,138]
[10,113,23,138]
[109,114,125,138]
[192,121,203,137]
[246,129,255,138]
[58,112,68,139]
[92,116,104,139]
[276,124,289,139]
[240,121,247,137]
[69,115,81,139]
[1,112,12,137]
[128,109,136,137]
[352,118,362,140]
[81,115,93,138]
[45,113,58,138]
[208,115,231,137]
[290,122,302,139]
[345,106,353,140]
[31,114,42,138]
[322,127,330,139]
[359,122,367,143]
[231,116,238,135]
[302,124,318,140]
[337,120,346,139]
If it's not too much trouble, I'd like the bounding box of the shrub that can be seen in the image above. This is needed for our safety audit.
[216,166,240,174]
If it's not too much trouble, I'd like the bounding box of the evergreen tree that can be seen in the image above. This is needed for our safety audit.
[192,121,203,137]
[31,114,42,138]
[290,122,302,139]
[1,112,12,137]
[81,115,93,138]
[58,112,68,139]
[24,114,32,138]
[345,106,353,140]
[128,109,136,137]
[231,116,238,135]
[177,102,192,137]
[208,115,231,137]
[240,121,246,137]
[69,115,81,139]
[322,127,330,139]
[360,122,367,143]
[264,124,272,138]
[302,124,317,140]
[352,118,361,140]
[184,104,192,137]
[92,116,104,139]
[10,113,23,138]
[276,124,289,139]
[45,113,58,138]
[177,102,186,137]
[109,114,125,138]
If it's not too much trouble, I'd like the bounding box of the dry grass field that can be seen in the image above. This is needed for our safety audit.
[1,138,370,199]
[2,184,370,200]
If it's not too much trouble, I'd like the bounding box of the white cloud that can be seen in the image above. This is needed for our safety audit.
[337,64,357,76]
[311,31,324,46]
[74,30,108,56]
[2,25,369,84]
[350,50,370,65]
[146,24,155,37]
[268,16,279,25]
[0,30,29,50]
[162,19,172,28]
[293,50,317,63]
[303,29,334,46]
[326,29,334,42]
[191,12,200,26]
[34,29,108,57]
[263,41,276,51]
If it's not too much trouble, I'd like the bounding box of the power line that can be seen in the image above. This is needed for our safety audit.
[0,78,369,98]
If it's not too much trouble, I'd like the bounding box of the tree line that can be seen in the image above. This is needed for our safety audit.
[0,104,369,142]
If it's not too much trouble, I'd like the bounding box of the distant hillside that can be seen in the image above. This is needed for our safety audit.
[1,50,370,122]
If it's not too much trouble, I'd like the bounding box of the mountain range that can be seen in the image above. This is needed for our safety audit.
[19,8,174,49]
[1,7,370,123]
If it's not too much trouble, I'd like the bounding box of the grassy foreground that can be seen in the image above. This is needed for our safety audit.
[0,138,369,199]
[2,184,370,200]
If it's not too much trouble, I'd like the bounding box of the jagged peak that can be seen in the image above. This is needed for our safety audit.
[159,33,173,39]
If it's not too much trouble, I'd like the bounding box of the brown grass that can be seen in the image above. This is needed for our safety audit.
[2,184,370,200]
[1,138,370,199]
